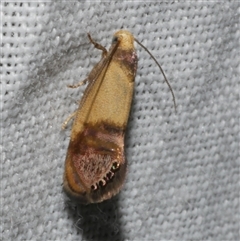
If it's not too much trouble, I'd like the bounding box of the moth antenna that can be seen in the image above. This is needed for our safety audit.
[134,38,177,112]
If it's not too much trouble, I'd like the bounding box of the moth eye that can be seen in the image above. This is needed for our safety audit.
[112,36,118,44]
[111,162,120,171]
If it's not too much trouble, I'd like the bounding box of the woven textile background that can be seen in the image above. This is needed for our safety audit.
[1,2,239,241]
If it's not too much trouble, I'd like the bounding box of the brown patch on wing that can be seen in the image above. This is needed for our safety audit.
[63,121,127,204]
[113,49,138,80]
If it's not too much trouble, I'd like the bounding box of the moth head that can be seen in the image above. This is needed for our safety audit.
[112,30,135,51]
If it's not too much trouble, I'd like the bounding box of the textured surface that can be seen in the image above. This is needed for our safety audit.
[1,2,239,241]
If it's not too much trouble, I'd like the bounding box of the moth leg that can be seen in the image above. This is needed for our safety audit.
[87,33,108,58]
[67,33,108,88]
[62,111,77,129]
[67,34,107,89]
[67,77,88,88]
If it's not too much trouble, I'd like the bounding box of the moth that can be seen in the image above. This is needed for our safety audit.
[63,30,176,204]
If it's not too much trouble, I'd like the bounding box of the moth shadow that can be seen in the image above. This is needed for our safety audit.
[65,195,124,241]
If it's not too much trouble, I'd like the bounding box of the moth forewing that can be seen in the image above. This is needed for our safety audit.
[63,30,137,204]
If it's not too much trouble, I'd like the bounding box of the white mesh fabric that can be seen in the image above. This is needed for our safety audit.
[1,2,239,241]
